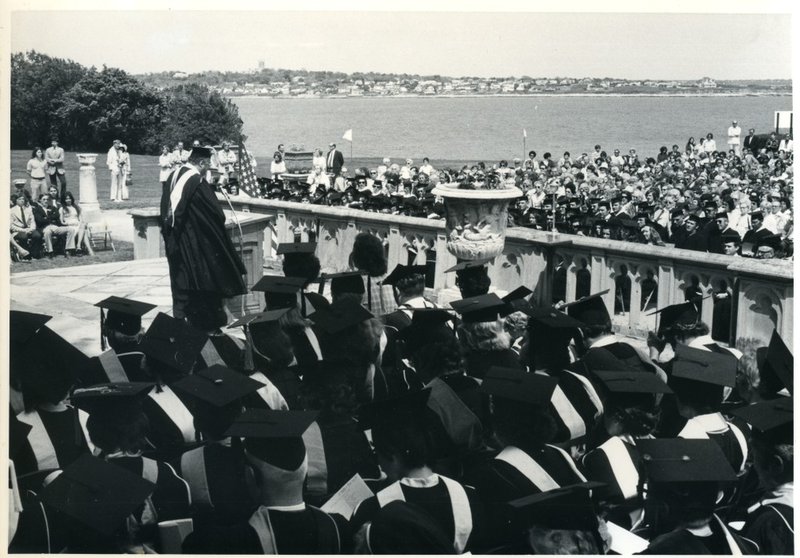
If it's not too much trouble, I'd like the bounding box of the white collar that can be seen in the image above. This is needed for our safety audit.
[263,502,306,512]
[589,334,619,349]
[400,474,440,488]
[749,482,794,512]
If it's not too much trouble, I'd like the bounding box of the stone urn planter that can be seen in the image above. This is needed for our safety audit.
[432,182,522,260]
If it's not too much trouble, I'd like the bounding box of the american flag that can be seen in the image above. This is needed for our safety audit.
[237,142,259,197]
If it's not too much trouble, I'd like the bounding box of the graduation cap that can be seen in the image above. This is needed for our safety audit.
[444,258,493,273]
[450,293,507,323]
[523,304,582,330]
[501,286,533,314]
[189,146,213,159]
[322,270,367,297]
[39,454,155,537]
[671,344,737,387]
[365,500,454,555]
[276,242,316,255]
[94,296,156,350]
[172,365,265,408]
[756,234,782,252]
[396,308,456,349]
[252,275,305,310]
[312,296,374,335]
[381,263,427,286]
[17,326,90,402]
[593,369,671,410]
[138,313,208,375]
[561,290,611,328]
[71,382,154,419]
[226,409,318,470]
[721,230,741,244]
[481,367,557,406]
[507,482,602,533]
[757,329,793,395]
[648,299,702,335]
[228,308,291,329]
[9,310,52,347]
[358,388,432,431]
[730,397,793,445]
[637,438,737,484]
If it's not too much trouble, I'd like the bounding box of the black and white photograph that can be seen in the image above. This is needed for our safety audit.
[3,0,796,554]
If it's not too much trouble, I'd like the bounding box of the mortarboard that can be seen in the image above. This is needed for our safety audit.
[226,408,318,470]
[671,344,737,387]
[450,293,507,323]
[502,286,533,314]
[561,290,611,328]
[637,438,737,484]
[252,275,305,310]
[276,242,316,255]
[445,258,494,273]
[17,326,90,400]
[648,299,702,334]
[71,382,154,417]
[729,397,793,445]
[358,388,432,431]
[757,329,793,395]
[9,310,52,347]
[524,305,584,328]
[323,270,367,297]
[721,230,741,243]
[228,308,291,329]
[39,454,155,537]
[189,146,213,159]
[365,500,454,555]
[381,263,427,286]
[507,482,602,533]
[592,369,672,395]
[312,297,374,334]
[756,234,782,251]
[396,308,456,349]
[481,367,557,406]
[138,313,208,375]
[172,365,265,408]
[94,296,156,349]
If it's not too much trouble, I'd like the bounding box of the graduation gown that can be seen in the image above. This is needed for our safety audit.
[107,455,192,527]
[141,385,197,460]
[15,406,92,476]
[176,440,257,526]
[463,348,521,380]
[351,474,485,554]
[641,515,759,554]
[742,485,793,556]
[160,165,246,297]
[197,333,245,371]
[545,369,604,444]
[182,504,348,554]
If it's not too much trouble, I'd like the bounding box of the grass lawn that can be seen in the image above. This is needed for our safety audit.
[10,149,476,209]
[10,240,134,273]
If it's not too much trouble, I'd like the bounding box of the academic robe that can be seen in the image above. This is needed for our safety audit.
[182,504,348,554]
[15,406,92,476]
[742,489,793,556]
[160,165,246,298]
[641,515,759,555]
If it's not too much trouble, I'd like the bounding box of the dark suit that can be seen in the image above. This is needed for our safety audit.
[742,226,772,247]
[742,134,757,154]
[675,230,708,252]
[326,149,344,176]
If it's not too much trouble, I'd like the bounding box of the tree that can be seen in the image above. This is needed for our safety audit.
[11,51,87,149]
[158,83,245,147]
[53,66,165,153]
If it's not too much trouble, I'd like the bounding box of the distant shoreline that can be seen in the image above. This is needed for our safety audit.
[228,92,792,100]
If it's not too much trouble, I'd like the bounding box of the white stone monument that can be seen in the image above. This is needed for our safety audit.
[77,153,101,221]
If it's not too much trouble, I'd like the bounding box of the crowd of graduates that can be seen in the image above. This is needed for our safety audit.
[8,233,794,554]
[237,136,793,259]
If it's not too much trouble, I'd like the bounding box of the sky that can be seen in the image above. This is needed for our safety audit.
[6,2,797,80]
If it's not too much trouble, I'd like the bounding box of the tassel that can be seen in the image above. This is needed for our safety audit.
[100,309,107,351]
[243,326,255,372]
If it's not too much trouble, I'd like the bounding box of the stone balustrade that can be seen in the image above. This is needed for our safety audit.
[219,194,793,349]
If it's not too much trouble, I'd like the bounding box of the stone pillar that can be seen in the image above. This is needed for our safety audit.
[77,153,101,221]
[129,209,164,259]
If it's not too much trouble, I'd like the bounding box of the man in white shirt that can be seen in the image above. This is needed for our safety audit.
[216,141,238,184]
[727,120,742,157]
[704,133,717,153]
[172,142,190,166]
[107,139,123,201]
[306,165,330,196]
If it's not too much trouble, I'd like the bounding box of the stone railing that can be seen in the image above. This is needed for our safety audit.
[132,196,794,349]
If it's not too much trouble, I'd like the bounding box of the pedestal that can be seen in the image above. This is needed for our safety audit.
[77,153,101,221]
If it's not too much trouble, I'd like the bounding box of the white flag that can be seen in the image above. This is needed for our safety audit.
[523,128,527,138]
[342,129,353,142]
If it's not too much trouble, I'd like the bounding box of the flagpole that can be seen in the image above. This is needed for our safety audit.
[523,130,527,162]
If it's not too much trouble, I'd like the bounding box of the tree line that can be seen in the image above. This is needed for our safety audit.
[11,51,245,155]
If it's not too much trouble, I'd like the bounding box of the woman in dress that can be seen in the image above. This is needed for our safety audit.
[312,148,326,171]
[26,147,49,201]
[269,151,286,181]
[119,144,131,200]
[59,192,93,256]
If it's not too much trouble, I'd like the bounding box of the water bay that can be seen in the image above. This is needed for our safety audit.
[233,95,792,164]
